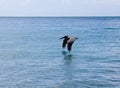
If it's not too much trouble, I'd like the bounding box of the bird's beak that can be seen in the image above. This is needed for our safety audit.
[59,37,64,39]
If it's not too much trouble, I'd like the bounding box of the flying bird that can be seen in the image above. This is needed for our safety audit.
[60,35,78,52]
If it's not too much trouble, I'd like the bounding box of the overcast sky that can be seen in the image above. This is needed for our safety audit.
[0,0,120,16]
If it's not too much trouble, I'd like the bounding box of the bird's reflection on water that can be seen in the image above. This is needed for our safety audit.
[56,51,74,88]
[62,51,73,64]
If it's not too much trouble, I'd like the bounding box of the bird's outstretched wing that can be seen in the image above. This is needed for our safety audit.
[67,42,73,51]
[62,37,70,48]
[62,39,67,48]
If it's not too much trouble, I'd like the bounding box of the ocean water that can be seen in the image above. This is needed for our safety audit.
[0,17,120,88]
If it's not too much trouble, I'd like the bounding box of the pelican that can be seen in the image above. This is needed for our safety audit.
[60,35,78,52]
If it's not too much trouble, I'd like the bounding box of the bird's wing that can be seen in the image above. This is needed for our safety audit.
[62,39,67,48]
[67,42,73,51]
[62,37,70,48]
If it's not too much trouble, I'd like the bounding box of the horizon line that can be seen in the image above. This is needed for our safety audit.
[0,16,120,17]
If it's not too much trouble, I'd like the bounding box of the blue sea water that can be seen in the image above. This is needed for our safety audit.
[0,17,120,88]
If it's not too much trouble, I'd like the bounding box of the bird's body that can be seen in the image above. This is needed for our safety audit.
[67,37,76,44]
[60,35,78,52]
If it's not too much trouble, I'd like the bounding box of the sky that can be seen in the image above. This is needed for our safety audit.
[0,0,120,16]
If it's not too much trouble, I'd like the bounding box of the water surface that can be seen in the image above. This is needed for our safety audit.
[0,17,120,88]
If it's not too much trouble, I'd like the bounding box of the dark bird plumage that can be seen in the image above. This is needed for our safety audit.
[60,35,70,48]
[60,35,78,52]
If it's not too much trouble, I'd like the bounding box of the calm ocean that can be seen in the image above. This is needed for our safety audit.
[0,17,120,88]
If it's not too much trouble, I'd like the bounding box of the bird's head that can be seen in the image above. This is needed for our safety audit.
[60,35,69,39]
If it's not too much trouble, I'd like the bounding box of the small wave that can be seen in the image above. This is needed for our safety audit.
[104,27,120,30]
[51,80,115,88]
